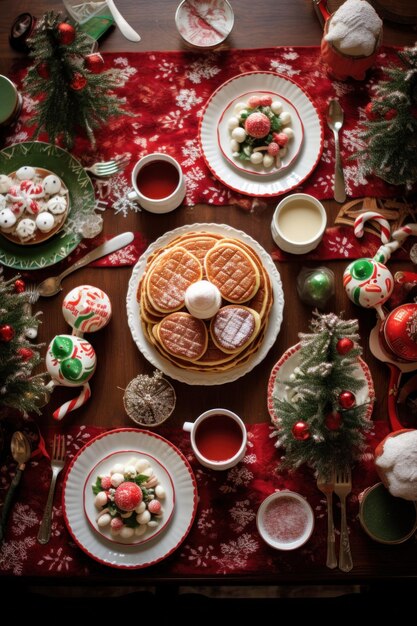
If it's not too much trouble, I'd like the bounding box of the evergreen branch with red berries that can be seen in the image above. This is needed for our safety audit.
[23,11,127,149]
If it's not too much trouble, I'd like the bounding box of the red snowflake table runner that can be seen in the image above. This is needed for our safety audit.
[6,46,408,214]
[0,421,388,578]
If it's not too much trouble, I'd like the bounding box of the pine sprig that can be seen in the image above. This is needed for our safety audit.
[0,274,46,416]
[23,11,127,149]
[272,312,372,478]
[356,42,417,189]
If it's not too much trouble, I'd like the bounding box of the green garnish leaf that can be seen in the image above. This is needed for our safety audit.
[92,477,102,495]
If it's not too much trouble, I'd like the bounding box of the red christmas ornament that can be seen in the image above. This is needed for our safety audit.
[70,72,87,91]
[365,101,378,121]
[18,347,34,361]
[338,390,356,410]
[336,337,354,355]
[14,278,26,294]
[57,22,76,46]
[384,108,397,121]
[325,411,342,431]
[84,53,105,74]
[36,62,50,79]
[0,324,15,342]
[292,421,310,441]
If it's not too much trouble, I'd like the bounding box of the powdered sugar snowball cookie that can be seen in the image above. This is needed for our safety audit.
[374,429,417,500]
[36,211,55,233]
[15,217,36,241]
[0,175,12,194]
[47,195,67,215]
[0,208,17,232]
[16,166,36,180]
[43,174,62,195]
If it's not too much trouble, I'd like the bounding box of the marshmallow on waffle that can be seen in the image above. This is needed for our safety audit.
[210,305,261,354]
[204,242,260,303]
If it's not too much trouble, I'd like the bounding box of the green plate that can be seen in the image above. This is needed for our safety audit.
[0,141,95,270]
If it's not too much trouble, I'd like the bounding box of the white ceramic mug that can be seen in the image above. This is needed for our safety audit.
[183,408,247,471]
[271,193,327,254]
[127,153,186,214]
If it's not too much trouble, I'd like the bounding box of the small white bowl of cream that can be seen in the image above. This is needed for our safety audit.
[271,193,327,255]
[256,490,315,550]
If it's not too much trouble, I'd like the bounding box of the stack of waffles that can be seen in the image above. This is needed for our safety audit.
[137,231,273,372]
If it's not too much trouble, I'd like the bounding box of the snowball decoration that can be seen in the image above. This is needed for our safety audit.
[62,285,112,335]
[35,212,55,232]
[375,430,417,500]
[16,166,36,180]
[46,195,67,214]
[43,174,62,195]
[0,208,16,230]
[15,217,36,241]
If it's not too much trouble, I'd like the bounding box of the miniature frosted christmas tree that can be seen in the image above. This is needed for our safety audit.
[0,273,45,416]
[272,312,372,478]
[358,42,417,189]
[24,11,127,149]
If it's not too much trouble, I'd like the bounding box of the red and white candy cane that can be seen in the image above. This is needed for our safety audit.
[53,383,91,421]
[354,211,391,244]
[375,223,417,264]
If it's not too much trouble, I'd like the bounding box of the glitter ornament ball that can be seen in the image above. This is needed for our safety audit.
[0,324,15,342]
[70,72,87,91]
[62,285,112,335]
[336,337,354,355]
[36,62,50,79]
[325,411,342,431]
[57,22,76,45]
[84,53,105,73]
[14,278,25,293]
[297,267,334,308]
[292,421,310,441]
[339,390,356,410]
[46,334,96,387]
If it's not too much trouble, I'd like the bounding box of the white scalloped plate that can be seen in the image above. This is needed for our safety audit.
[217,89,304,176]
[126,223,284,385]
[267,343,375,424]
[199,72,324,197]
[63,429,197,569]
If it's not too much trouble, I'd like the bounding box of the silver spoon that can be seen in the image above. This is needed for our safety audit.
[326,99,346,203]
[37,231,134,297]
[0,432,31,542]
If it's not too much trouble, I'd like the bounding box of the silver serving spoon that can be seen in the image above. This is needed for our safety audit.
[106,0,141,42]
[37,231,134,297]
[0,432,31,542]
[326,99,346,203]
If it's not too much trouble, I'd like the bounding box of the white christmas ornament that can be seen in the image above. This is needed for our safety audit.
[325,0,382,57]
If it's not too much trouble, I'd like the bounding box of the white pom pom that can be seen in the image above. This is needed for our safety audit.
[94,492,108,508]
[231,127,247,142]
[155,485,166,499]
[233,102,247,115]
[137,510,151,524]
[110,472,125,487]
[279,112,292,126]
[282,127,294,139]
[110,463,125,475]
[250,152,263,165]
[271,100,283,114]
[227,116,240,130]
[263,154,274,168]
[97,513,111,528]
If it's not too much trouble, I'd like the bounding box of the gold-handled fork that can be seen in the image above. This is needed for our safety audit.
[334,466,353,572]
[317,470,337,569]
[37,434,66,545]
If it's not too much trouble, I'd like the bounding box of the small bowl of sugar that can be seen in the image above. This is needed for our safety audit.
[256,490,314,550]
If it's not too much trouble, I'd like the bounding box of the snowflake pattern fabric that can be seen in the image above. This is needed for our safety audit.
[6,47,409,213]
[0,421,388,577]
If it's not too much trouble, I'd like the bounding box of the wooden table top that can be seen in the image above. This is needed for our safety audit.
[1,0,417,586]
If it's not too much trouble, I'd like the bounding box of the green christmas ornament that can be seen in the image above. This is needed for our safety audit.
[297,267,334,308]
[51,335,73,360]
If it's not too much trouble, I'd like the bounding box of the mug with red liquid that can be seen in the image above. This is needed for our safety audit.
[128,153,186,214]
[183,408,247,471]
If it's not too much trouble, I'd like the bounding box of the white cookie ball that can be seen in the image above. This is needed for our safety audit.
[282,127,295,140]
[147,520,159,529]
[36,212,55,233]
[233,101,247,115]
[0,208,16,230]
[120,526,134,540]
[110,472,125,487]
[134,524,147,537]
[123,465,137,478]
[46,195,67,215]
[137,510,151,525]
[97,513,111,528]
[250,152,263,165]
[230,139,240,153]
[43,174,62,195]
[16,218,36,240]
[231,127,247,143]
[135,459,150,474]
[0,175,12,194]
[155,485,166,499]
[135,501,146,514]
[271,100,283,114]
[279,111,292,126]
[94,491,108,509]
[228,116,240,130]
[110,463,125,475]
[263,154,274,168]
[16,166,36,180]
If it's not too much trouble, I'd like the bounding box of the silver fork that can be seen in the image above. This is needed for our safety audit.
[24,283,40,340]
[84,155,129,178]
[334,467,353,572]
[37,434,66,545]
[317,470,337,569]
